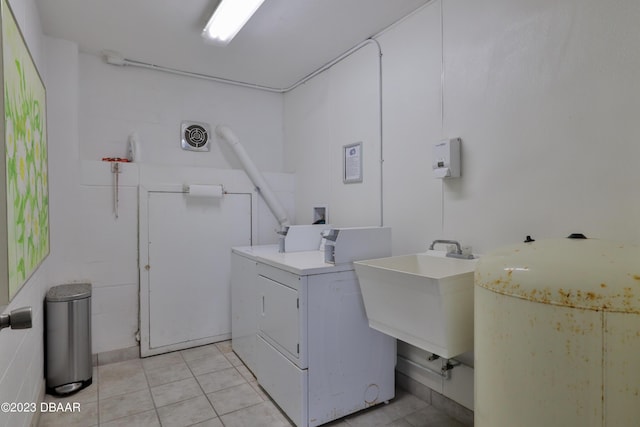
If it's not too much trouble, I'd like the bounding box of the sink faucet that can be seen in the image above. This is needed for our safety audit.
[429,240,474,259]
[429,239,462,254]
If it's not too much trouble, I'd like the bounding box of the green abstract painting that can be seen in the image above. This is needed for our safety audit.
[1,0,49,304]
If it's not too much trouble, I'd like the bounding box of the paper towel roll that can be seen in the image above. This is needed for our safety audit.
[187,184,224,198]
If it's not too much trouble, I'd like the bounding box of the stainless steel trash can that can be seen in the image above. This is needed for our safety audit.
[45,283,92,395]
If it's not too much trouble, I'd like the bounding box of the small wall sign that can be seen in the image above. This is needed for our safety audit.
[343,142,363,184]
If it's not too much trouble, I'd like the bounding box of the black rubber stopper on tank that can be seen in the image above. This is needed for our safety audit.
[567,233,587,239]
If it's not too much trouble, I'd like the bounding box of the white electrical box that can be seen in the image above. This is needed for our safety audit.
[433,138,461,178]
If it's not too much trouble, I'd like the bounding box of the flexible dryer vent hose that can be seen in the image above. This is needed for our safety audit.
[215,125,291,231]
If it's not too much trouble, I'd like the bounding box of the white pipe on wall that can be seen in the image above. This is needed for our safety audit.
[100,0,437,95]
[215,125,291,231]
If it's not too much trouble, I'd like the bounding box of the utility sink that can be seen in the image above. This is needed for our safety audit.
[354,251,477,358]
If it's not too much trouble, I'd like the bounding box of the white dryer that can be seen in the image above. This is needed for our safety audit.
[232,238,396,427]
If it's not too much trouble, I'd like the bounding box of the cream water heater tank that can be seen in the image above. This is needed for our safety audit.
[474,236,640,426]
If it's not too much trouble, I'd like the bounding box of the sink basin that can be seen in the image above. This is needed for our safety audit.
[354,252,477,358]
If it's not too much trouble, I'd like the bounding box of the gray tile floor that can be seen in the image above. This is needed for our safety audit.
[38,340,466,427]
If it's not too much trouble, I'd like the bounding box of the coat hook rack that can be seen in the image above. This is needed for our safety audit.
[111,162,121,219]
[102,158,130,219]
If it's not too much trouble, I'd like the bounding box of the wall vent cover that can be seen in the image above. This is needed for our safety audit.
[181,121,211,152]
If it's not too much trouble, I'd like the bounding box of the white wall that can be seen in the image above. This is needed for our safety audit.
[0,1,48,426]
[78,53,284,172]
[440,0,640,251]
[65,53,289,354]
[1,11,291,421]
[11,32,290,359]
[379,2,443,255]
[284,44,382,226]
[284,0,640,410]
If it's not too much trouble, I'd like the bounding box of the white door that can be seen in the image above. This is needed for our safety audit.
[146,191,251,352]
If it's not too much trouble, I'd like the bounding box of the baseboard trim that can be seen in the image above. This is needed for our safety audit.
[396,370,474,426]
[93,345,139,366]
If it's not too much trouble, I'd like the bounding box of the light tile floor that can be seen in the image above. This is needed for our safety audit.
[39,341,466,427]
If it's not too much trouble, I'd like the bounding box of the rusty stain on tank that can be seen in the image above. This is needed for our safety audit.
[477,274,640,314]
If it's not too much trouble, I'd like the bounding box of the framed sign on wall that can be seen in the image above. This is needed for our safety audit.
[0,0,49,306]
[343,142,363,184]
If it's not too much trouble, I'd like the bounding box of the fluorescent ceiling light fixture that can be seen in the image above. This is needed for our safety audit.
[202,0,266,45]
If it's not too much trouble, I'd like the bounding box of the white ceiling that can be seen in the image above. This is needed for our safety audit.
[35,0,431,90]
